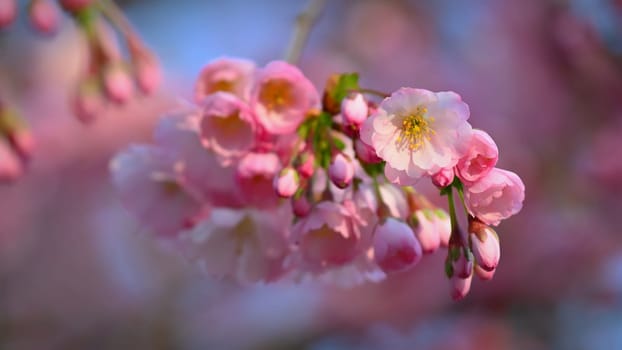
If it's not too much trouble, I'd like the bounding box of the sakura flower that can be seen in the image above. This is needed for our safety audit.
[465,168,525,226]
[360,88,472,185]
[456,129,499,184]
[236,152,281,208]
[180,206,291,284]
[373,218,422,273]
[199,92,256,162]
[109,145,205,236]
[291,201,363,272]
[194,57,256,102]
[250,60,319,135]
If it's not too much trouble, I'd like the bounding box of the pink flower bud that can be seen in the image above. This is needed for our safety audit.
[452,249,473,279]
[273,167,299,198]
[28,0,58,35]
[103,63,135,104]
[8,128,35,161]
[292,195,311,217]
[341,93,368,125]
[0,141,22,182]
[435,209,451,247]
[0,0,17,28]
[297,152,315,178]
[59,0,93,12]
[409,209,440,254]
[456,129,498,184]
[431,167,454,188]
[469,220,500,271]
[474,264,495,281]
[328,153,353,189]
[133,50,161,94]
[465,167,525,226]
[354,138,381,163]
[72,78,105,123]
[373,218,422,273]
[450,274,472,301]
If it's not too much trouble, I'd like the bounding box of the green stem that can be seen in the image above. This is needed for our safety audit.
[447,187,458,230]
[455,185,470,218]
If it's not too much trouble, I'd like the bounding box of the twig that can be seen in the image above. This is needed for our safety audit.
[284,0,328,64]
[97,0,142,48]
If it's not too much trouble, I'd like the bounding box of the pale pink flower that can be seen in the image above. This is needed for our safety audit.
[450,274,472,301]
[360,88,472,185]
[410,209,441,254]
[236,152,281,208]
[341,93,368,126]
[431,167,454,188]
[465,168,525,226]
[273,167,299,198]
[250,60,319,135]
[373,218,422,273]
[291,201,362,271]
[328,153,354,189]
[470,227,500,272]
[194,57,255,102]
[456,129,499,184]
[180,206,291,284]
[199,92,256,162]
[109,145,205,236]
[154,111,243,207]
[378,183,409,219]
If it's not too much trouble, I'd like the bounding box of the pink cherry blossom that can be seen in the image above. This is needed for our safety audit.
[109,145,205,236]
[180,206,291,284]
[328,153,354,189]
[291,201,362,271]
[250,60,319,135]
[273,167,299,198]
[470,227,500,271]
[410,209,441,254]
[199,92,256,162]
[341,93,368,126]
[456,129,499,184]
[236,152,281,208]
[465,167,525,226]
[373,218,422,273]
[194,57,255,102]
[360,88,472,185]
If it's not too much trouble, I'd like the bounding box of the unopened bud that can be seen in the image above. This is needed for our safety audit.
[296,151,315,178]
[328,153,353,189]
[292,194,311,217]
[409,209,440,254]
[73,77,105,123]
[273,167,299,198]
[450,274,472,301]
[431,167,454,188]
[103,63,134,104]
[0,0,17,28]
[373,218,422,273]
[133,50,161,94]
[354,138,381,163]
[474,264,495,281]
[469,218,500,271]
[59,0,93,12]
[0,141,22,182]
[341,93,368,126]
[28,0,58,35]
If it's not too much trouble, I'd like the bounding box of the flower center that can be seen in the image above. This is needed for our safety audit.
[396,106,435,151]
[209,79,236,94]
[259,79,293,111]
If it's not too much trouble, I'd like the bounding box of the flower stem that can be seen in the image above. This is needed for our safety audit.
[284,0,327,64]
[447,187,458,230]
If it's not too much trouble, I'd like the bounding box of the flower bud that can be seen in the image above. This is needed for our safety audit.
[452,249,474,279]
[72,78,105,123]
[373,218,422,273]
[434,209,451,247]
[133,50,161,94]
[341,93,368,126]
[103,63,135,104]
[0,141,22,182]
[296,151,315,178]
[409,209,440,254]
[273,167,299,198]
[469,218,500,271]
[474,264,495,281]
[450,274,472,301]
[292,194,311,217]
[0,0,17,28]
[431,167,454,188]
[7,128,35,161]
[28,0,58,35]
[59,0,93,12]
[328,153,353,189]
[354,138,381,163]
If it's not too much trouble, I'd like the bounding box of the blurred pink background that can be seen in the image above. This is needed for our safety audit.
[1,0,622,349]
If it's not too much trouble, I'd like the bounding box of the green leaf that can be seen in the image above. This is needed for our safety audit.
[332,137,345,151]
[332,73,360,104]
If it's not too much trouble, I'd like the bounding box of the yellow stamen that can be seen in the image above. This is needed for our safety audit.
[259,79,293,111]
[397,106,435,151]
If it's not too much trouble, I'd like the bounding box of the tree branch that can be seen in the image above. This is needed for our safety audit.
[284,0,328,64]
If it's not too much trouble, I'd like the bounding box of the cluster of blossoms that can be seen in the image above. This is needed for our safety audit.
[111,57,524,298]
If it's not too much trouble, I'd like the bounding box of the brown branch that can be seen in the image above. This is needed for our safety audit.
[284,0,328,64]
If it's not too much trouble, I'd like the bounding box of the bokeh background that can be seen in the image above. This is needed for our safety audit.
[2,0,622,349]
